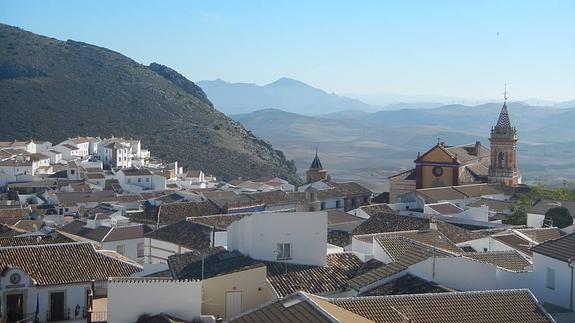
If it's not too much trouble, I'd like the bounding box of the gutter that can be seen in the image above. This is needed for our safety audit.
[569,257,574,312]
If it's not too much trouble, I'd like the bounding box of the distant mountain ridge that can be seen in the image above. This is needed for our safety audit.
[232,102,575,190]
[197,78,373,115]
[0,23,299,182]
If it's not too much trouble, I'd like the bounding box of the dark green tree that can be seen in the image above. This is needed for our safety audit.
[504,204,527,225]
[545,207,573,229]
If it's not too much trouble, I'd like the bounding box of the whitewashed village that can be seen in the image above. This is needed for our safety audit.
[0,99,573,323]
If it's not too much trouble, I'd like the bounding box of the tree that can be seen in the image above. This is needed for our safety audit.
[545,207,573,229]
[504,204,527,225]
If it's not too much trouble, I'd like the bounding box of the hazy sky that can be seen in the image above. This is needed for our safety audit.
[1,0,574,101]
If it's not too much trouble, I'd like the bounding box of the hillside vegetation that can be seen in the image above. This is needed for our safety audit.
[0,24,298,183]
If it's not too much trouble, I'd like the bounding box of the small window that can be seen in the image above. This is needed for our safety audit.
[336,200,342,208]
[127,178,131,184]
[546,268,555,290]
[320,202,326,210]
[116,245,125,255]
[137,243,145,258]
[70,169,75,175]
[276,243,291,260]
[146,178,150,182]
[138,178,142,182]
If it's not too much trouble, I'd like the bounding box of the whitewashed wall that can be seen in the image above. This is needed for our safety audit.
[228,212,327,266]
[108,278,202,323]
[531,253,573,310]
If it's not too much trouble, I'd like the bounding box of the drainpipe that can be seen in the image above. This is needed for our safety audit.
[569,258,574,312]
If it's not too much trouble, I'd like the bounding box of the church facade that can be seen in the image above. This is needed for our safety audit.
[388,100,521,202]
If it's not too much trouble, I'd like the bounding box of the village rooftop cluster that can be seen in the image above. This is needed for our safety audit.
[0,102,573,322]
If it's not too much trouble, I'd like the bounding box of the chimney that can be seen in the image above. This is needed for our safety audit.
[475,141,481,156]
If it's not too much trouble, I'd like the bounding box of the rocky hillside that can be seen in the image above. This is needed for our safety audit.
[0,24,299,183]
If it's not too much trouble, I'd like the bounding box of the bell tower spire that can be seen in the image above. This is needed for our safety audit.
[488,87,520,186]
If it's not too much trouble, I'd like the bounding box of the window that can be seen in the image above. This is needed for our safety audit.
[70,169,75,175]
[138,177,141,182]
[127,178,131,184]
[546,268,555,290]
[116,245,125,255]
[336,200,342,208]
[276,243,291,260]
[146,178,150,182]
[320,202,326,210]
[137,243,145,258]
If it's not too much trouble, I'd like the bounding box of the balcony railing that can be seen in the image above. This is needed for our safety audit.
[90,311,107,323]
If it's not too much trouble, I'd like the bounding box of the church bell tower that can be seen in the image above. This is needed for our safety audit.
[488,89,520,186]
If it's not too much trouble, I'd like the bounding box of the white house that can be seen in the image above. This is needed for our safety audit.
[44,149,63,164]
[62,137,91,157]
[0,242,141,323]
[530,233,575,310]
[227,211,328,266]
[10,140,36,153]
[59,217,152,263]
[145,219,223,264]
[54,143,81,160]
[107,277,203,323]
[117,167,156,191]
[0,159,34,183]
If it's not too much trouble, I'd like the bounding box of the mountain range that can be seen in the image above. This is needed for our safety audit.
[0,23,299,183]
[197,78,373,115]
[198,78,575,114]
[232,103,575,191]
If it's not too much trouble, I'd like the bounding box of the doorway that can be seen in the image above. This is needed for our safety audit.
[6,293,24,323]
[50,291,66,321]
[225,291,242,319]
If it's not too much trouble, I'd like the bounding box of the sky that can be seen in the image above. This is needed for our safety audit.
[1,0,574,102]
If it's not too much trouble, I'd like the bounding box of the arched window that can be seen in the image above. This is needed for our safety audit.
[497,152,505,168]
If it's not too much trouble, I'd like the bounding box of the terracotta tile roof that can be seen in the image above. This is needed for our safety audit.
[0,224,19,238]
[145,219,216,250]
[229,292,336,323]
[328,289,553,323]
[359,204,397,217]
[187,213,247,230]
[352,213,429,236]
[516,227,561,243]
[493,233,533,255]
[445,142,490,164]
[463,251,531,272]
[137,201,222,225]
[0,159,32,167]
[85,172,105,179]
[361,273,452,296]
[435,221,496,244]
[531,233,575,262]
[120,167,153,176]
[349,235,456,290]
[327,210,364,225]
[12,219,44,232]
[0,242,141,285]
[379,230,462,254]
[59,220,151,242]
[54,191,118,205]
[169,249,264,280]
[0,232,75,247]
[28,153,50,161]
[265,253,364,297]
[468,198,515,212]
[427,202,463,215]
[327,230,351,247]
[0,208,31,224]
[417,183,505,202]
[246,190,296,207]
[329,182,372,197]
[528,199,575,215]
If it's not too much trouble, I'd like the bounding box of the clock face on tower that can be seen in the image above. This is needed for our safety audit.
[432,166,443,177]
